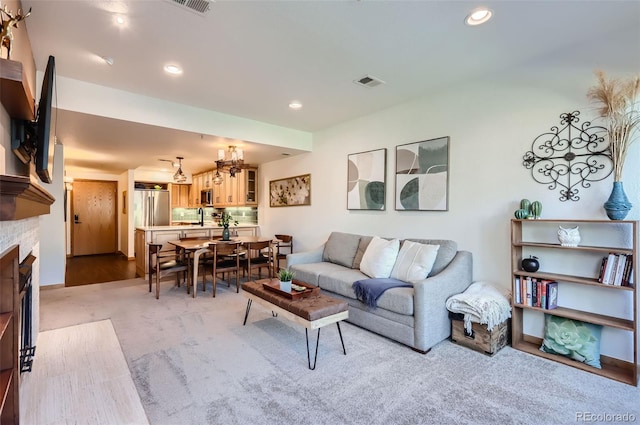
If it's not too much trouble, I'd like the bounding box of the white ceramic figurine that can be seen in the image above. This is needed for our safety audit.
[557,225,581,247]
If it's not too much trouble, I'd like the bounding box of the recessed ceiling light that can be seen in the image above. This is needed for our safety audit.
[115,15,125,25]
[164,64,183,75]
[289,101,303,110]
[465,8,493,26]
[102,56,114,66]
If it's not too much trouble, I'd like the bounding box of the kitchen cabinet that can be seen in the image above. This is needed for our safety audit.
[191,173,202,206]
[170,183,191,208]
[213,167,258,207]
[243,168,258,205]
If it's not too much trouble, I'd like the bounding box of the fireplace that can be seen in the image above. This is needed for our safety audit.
[18,252,36,373]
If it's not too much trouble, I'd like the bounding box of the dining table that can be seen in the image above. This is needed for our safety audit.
[167,236,279,298]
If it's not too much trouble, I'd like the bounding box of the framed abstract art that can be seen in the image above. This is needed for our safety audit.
[395,137,449,211]
[347,148,386,210]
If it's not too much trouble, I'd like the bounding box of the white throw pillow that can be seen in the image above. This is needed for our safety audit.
[359,236,400,278]
[390,241,440,282]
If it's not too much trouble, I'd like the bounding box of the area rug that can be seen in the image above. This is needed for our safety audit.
[39,278,640,425]
[20,319,149,425]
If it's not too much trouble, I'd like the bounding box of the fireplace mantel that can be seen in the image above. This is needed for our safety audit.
[0,175,55,220]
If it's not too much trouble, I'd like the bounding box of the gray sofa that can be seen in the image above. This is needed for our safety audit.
[287,232,473,353]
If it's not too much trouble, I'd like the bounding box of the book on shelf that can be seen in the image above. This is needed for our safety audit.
[613,254,627,286]
[622,255,633,286]
[545,281,558,309]
[602,253,617,285]
[597,253,634,287]
[514,276,557,309]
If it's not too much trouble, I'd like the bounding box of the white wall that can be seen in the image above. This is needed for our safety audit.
[259,73,640,361]
[39,143,66,286]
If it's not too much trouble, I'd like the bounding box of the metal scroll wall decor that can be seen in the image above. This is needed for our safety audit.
[522,111,612,201]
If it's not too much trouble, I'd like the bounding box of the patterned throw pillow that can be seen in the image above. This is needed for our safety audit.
[540,314,602,369]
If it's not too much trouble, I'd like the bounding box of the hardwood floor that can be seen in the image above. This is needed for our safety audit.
[65,253,137,287]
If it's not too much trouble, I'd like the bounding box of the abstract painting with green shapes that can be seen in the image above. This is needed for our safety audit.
[395,137,449,211]
[347,148,387,210]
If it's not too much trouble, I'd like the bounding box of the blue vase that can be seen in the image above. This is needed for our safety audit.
[222,227,230,241]
[603,181,632,220]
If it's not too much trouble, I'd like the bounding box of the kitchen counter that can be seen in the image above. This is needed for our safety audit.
[134,224,259,277]
[136,223,259,231]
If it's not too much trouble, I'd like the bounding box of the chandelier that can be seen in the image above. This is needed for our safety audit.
[216,146,246,178]
[173,156,187,183]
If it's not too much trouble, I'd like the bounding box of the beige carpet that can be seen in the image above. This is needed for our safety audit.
[37,278,640,425]
[20,319,149,425]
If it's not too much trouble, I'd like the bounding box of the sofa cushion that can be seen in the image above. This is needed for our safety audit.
[352,235,373,269]
[322,232,361,268]
[317,269,414,315]
[360,236,400,278]
[404,239,457,276]
[289,262,350,286]
[318,268,368,299]
[391,240,439,282]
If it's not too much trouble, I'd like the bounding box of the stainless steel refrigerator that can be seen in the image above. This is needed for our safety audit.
[134,189,171,228]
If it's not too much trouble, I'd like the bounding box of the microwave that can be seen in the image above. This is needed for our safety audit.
[200,189,213,205]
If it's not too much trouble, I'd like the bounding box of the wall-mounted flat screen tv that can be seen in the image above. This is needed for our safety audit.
[11,55,55,184]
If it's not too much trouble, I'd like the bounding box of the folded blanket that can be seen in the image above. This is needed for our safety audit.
[446,281,511,333]
[353,278,412,308]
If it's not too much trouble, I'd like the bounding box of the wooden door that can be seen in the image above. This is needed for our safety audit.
[72,180,117,256]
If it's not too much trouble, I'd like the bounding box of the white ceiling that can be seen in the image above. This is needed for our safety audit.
[20,0,640,176]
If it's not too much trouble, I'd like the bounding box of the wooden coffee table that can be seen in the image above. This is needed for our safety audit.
[241,278,349,370]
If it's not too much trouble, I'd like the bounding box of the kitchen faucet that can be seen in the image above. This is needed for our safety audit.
[198,207,204,226]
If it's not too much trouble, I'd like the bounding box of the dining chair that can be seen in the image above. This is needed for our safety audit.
[274,234,293,272]
[179,236,220,293]
[209,241,242,297]
[148,243,188,299]
[242,240,274,280]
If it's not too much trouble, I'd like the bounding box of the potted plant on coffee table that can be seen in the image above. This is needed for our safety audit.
[218,211,238,241]
[278,268,294,292]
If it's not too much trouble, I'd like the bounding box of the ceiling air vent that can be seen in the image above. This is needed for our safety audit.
[166,0,212,15]
[353,74,386,88]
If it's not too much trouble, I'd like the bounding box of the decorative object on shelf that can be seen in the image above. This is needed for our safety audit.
[514,209,529,219]
[522,111,610,201]
[277,268,294,292]
[216,145,247,177]
[529,200,542,219]
[603,181,632,220]
[521,256,539,272]
[218,211,238,241]
[395,136,449,211]
[173,157,187,183]
[269,174,311,207]
[587,71,639,220]
[0,4,31,60]
[557,225,581,247]
[347,148,386,210]
[520,198,531,211]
